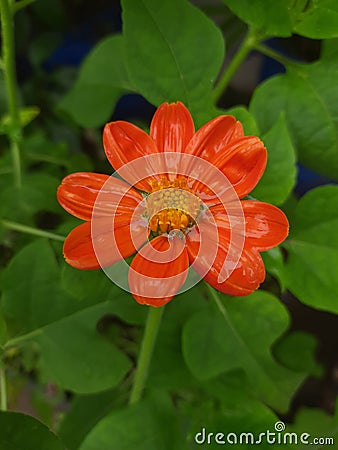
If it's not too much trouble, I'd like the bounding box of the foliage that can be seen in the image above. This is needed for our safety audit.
[0,0,337,448]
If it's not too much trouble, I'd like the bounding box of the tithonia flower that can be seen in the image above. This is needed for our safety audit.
[57,101,288,307]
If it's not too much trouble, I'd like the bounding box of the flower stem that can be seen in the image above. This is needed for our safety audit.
[0,366,7,411]
[212,28,263,104]
[0,219,66,241]
[129,306,164,405]
[4,328,42,349]
[12,0,36,14]
[0,0,22,188]
[254,43,301,69]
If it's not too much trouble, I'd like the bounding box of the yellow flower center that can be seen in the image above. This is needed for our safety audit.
[147,176,201,236]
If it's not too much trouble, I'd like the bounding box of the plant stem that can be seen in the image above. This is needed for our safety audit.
[0,366,7,411]
[0,219,66,241]
[0,0,22,188]
[129,306,164,405]
[5,328,42,349]
[13,0,36,14]
[212,28,262,104]
[254,43,300,69]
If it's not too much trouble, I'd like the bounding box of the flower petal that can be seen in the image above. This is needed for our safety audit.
[185,115,243,158]
[150,101,195,154]
[128,235,189,307]
[211,201,289,251]
[103,121,160,191]
[203,245,265,296]
[63,218,146,270]
[186,215,265,296]
[184,115,266,199]
[213,137,267,198]
[57,172,143,221]
[242,201,289,251]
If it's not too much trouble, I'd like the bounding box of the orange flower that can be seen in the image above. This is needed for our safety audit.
[57,101,288,307]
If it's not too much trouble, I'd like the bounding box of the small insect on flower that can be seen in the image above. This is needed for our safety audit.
[57,101,288,307]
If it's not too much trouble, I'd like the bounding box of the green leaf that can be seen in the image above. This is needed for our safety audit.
[0,412,64,450]
[284,186,338,313]
[0,307,8,345]
[182,291,307,412]
[23,131,69,167]
[274,331,322,377]
[0,173,61,223]
[261,247,286,291]
[293,0,338,39]
[251,114,297,205]
[122,0,224,119]
[0,106,40,135]
[185,373,281,448]
[2,240,80,333]
[37,301,132,394]
[59,35,133,127]
[222,0,293,37]
[61,264,147,326]
[58,388,125,450]
[250,62,338,180]
[2,240,133,393]
[148,286,206,390]
[224,105,260,135]
[321,37,338,61]
[288,400,338,448]
[79,392,186,450]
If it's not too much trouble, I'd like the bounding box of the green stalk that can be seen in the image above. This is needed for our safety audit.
[254,43,300,69]
[4,328,42,349]
[0,0,22,188]
[129,306,164,405]
[0,219,66,241]
[212,28,264,104]
[0,366,7,411]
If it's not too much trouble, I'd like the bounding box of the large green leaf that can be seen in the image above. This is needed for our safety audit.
[292,0,338,39]
[261,247,286,291]
[274,331,322,377]
[224,106,260,135]
[222,0,293,37]
[0,412,64,450]
[1,240,133,393]
[284,186,338,313]
[223,109,297,204]
[0,240,99,330]
[182,291,308,412]
[79,392,186,450]
[148,287,206,390]
[250,62,338,180]
[0,174,61,223]
[251,114,297,205]
[122,0,224,120]
[288,400,338,448]
[36,301,132,394]
[58,35,133,127]
[186,372,284,449]
[1,240,78,332]
[222,0,338,39]
[321,37,338,61]
[61,264,147,326]
[58,388,125,450]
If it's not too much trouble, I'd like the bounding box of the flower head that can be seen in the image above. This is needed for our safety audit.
[57,101,288,307]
